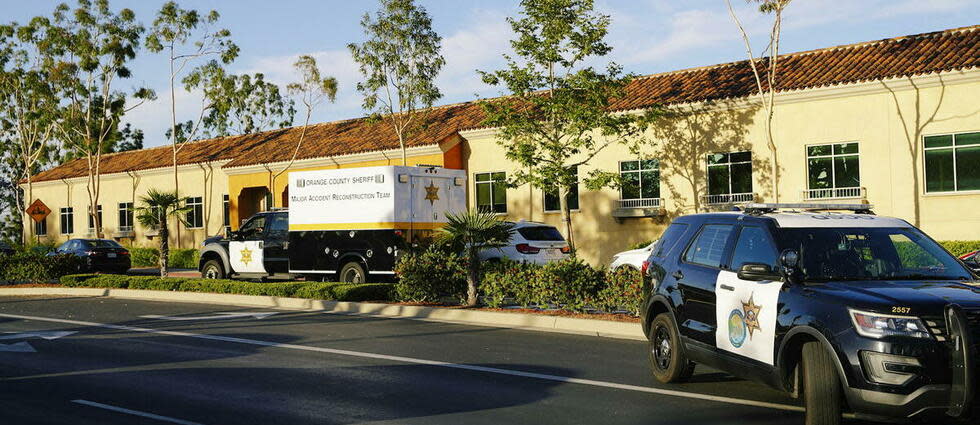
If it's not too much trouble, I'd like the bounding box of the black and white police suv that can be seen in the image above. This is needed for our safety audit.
[640,203,978,424]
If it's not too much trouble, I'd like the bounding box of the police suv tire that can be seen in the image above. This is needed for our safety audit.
[201,259,225,280]
[339,261,367,283]
[648,313,695,383]
[802,341,842,425]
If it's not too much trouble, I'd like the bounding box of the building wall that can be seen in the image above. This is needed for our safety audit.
[461,72,980,265]
[24,163,230,250]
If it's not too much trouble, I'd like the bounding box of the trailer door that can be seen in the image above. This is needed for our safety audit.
[411,175,452,227]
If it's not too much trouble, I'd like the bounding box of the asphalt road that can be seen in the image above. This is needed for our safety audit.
[0,295,936,425]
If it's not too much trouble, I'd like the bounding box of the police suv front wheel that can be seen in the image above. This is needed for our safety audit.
[648,313,695,383]
[801,341,842,425]
[201,259,225,280]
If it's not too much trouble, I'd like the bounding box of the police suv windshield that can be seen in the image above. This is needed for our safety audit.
[778,227,972,282]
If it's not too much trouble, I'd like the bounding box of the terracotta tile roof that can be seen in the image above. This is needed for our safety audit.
[29,25,979,182]
[610,25,979,111]
[221,101,487,168]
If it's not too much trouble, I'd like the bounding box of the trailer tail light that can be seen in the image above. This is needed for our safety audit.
[515,243,540,254]
[641,260,650,274]
[560,246,571,254]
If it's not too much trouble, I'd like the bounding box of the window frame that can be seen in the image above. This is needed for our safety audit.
[543,166,580,213]
[474,171,508,214]
[59,207,74,235]
[705,151,753,196]
[34,217,47,236]
[186,196,204,229]
[728,224,780,272]
[805,141,860,191]
[618,159,661,201]
[922,130,980,194]
[222,194,230,233]
[117,202,134,231]
[87,205,103,233]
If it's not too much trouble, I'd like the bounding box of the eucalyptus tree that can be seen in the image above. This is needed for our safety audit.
[46,0,155,239]
[179,64,295,140]
[726,0,792,201]
[0,20,61,242]
[348,0,445,166]
[270,55,337,199]
[479,0,655,248]
[146,1,237,247]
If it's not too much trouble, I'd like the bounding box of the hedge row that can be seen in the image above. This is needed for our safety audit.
[392,247,643,315]
[939,241,980,257]
[127,247,200,269]
[59,274,392,302]
[0,251,83,282]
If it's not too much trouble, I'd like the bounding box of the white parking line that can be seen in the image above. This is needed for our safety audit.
[3,312,804,414]
[72,399,203,425]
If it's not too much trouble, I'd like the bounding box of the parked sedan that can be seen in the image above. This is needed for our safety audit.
[609,240,657,272]
[53,239,131,274]
[478,221,571,265]
[0,241,13,256]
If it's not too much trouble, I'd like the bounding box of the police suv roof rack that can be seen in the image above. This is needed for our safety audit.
[739,203,875,216]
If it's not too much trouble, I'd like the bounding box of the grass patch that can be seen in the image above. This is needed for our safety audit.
[59,274,392,302]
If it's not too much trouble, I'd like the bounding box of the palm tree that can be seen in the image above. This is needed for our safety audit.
[136,189,191,277]
[437,210,515,307]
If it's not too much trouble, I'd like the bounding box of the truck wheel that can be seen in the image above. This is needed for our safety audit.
[201,259,225,280]
[648,313,695,383]
[802,341,842,425]
[339,261,366,283]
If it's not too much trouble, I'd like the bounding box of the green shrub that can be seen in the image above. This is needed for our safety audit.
[536,258,604,312]
[628,239,655,250]
[128,247,158,267]
[594,267,644,315]
[0,251,84,282]
[56,274,393,302]
[126,247,199,269]
[393,246,467,302]
[482,260,541,308]
[938,241,980,257]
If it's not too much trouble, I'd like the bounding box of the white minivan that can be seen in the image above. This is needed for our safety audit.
[479,221,571,264]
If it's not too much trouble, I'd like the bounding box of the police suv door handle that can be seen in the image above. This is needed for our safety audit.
[719,284,735,292]
[672,270,684,280]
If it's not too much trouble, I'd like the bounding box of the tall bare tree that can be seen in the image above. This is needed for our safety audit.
[47,0,154,239]
[270,55,337,200]
[146,1,237,246]
[348,0,445,166]
[0,20,61,242]
[726,0,791,201]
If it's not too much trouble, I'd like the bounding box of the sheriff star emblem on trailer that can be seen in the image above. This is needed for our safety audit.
[424,181,440,205]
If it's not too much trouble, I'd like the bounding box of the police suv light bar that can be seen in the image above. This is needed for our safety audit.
[741,203,875,214]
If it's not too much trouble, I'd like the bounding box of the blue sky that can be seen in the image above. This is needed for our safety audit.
[6,0,980,148]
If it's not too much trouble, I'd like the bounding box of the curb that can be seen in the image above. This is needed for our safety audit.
[0,287,646,341]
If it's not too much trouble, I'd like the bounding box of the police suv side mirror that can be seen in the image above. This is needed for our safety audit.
[737,263,780,281]
[778,249,801,281]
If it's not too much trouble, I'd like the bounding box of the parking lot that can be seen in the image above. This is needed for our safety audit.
[0,295,928,425]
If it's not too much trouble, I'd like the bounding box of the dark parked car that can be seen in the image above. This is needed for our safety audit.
[641,203,978,424]
[0,241,13,256]
[53,239,131,274]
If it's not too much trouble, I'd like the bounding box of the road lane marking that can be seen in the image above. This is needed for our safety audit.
[0,331,76,352]
[72,399,204,425]
[140,312,277,321]
[3,313,803,413]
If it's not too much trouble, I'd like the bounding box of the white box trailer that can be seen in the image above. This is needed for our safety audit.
[285,166,467,281]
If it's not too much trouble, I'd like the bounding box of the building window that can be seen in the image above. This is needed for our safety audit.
[620,159,660,207]
[60,207,74,235]
[34,218,47,236]
[924,131,980,193]
[806,142,860,198]
[87,205,103,232]
[544,166,579,212]
[118,202,134,231]
[186,197,204,229]
[475,172,507,213]
[222,194,230,232]
[706,151,753,202]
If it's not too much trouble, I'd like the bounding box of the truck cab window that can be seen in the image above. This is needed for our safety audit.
[239,216,266,237]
